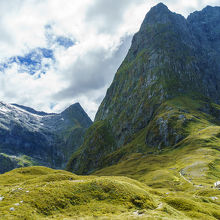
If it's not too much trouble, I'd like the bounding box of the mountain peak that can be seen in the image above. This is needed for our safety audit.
[61,102,92,127]
[68,3,220,175]
[0,100,92,173]
[62,102,83,114]
[153,2,169,10]
[72,102,82,108]
[144,2,170,21]
[11,103,53,116]
[203,5,220,12]
[140,2,185,32]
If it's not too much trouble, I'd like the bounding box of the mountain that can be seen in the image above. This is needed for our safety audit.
[0,101,92,173]
[1,4,220,220]
[67,3,220,175]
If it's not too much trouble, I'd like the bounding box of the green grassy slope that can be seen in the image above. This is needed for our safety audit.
[0,166,159,219]
[1,159,220,220]
[92,97,220,219]
[94,138,220,219]
[67,96,220,173]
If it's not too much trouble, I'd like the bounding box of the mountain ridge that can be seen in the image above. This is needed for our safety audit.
[0,101,92,173]
[11,103,55,116]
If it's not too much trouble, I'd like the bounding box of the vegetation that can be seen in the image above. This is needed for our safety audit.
[0,167,159,219]
[66,120,116,174]
[1,157,220,219]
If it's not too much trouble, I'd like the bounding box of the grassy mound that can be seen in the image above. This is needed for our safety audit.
[0,166,159,219]
[1,164,219,219]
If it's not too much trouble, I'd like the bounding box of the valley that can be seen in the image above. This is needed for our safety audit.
[0,3,220,219]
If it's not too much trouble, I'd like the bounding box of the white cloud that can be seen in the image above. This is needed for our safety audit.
[0,0,219,120]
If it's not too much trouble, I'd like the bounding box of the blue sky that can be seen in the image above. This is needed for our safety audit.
[0,0,219,119]
[0,27,75,76]
[1,48,54,75]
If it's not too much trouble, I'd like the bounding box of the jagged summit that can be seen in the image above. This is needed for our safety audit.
[147,2,169,14]
[140,2,184,28]
[187,5,220,29]
[11,102,85,116]
[62,102,84,114]
[61,102,92,128]
[149,2,169,13]
[203,5,220,11]
[188,5,220,18]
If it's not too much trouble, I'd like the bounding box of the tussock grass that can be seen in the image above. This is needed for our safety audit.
[0,167,159,219]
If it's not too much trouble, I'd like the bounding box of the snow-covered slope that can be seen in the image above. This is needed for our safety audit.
[0,101,92,173]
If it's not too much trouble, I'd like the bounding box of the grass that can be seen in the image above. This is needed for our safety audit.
[89,97,220,219]
[3,164,219,219]
[0,167,162,220]
[93,124,220,219]
[66,120,116,174]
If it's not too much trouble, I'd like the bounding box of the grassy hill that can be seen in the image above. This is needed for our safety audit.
[0,162,220,219]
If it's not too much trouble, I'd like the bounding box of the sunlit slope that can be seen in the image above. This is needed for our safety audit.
[67,96,220,174]
[0,166,159,219]
[0,164,220,219]
[93,99,220,219]
[93,130,220,219]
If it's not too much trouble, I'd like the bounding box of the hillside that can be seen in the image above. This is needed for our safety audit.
[0,167,220,219]
[0,166,219,219]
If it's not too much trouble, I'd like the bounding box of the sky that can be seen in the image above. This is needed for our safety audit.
[0,0,219,120]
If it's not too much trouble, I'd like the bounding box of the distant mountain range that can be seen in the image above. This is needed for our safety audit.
[0,101,92,173]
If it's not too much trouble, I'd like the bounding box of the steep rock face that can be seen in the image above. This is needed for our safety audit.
[95,3,208,146]
[188,6,220,102]
[0,101,92,173]
[67,4,220,174]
